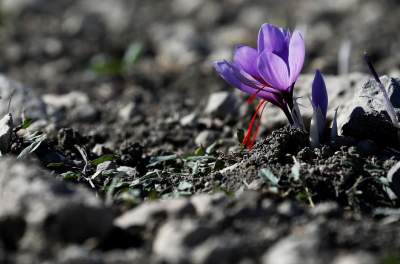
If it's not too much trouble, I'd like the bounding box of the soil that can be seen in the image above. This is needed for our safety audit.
[1,0,400,263]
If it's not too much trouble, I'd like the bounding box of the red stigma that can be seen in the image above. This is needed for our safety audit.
[243,99,267,149]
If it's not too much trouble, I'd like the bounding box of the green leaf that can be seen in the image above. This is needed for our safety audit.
[122,42,143,71]
[148,154,178,167]
[17,134,46,159]
[21,118,33,129]
[90,54,123,76]
[91,154,116,166]
[47,162,64,168]
[259,168,279,186]
[194,146,206,156]
[61,171,81,181]
[206,141,218,154]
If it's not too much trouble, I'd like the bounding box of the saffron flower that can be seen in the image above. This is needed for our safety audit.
[310,70,328,147]
[214,23,305,148]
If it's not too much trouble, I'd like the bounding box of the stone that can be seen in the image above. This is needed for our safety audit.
[0,158,113,252]
[42,91,97,122]
[0,114,13,155]
[1,0,42,13]
[153,219,214,263]
[195,130,217,147]
[387,161,400,198]
[190,193,227,217]
[42,91,89,110]
[262,224,323,264]
[70,104,98,122]
[180,113,197,127]
[204,91,238,118]
[0,75,47,120]
[338,76,400,146]
[332,252,377,264]
[117,166,138,178]
[118,102,139,122]
[77,0,132,33]
[115,198,196,229]
[310,202,340,217]
[151,22,200,71]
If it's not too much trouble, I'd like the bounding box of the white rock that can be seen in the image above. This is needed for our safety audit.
[262,224,322,264]
[118,102,138,122]
[42,91,89,110]
[0,114,13,155]
[115,198,195,228]
[0,75,47,120]
[204,91,238,118]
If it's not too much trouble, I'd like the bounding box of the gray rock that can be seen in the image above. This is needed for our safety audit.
[310,202,340,217]
[338,76,400,146]
[195,130,217,147]
[204,91,238,118]
[115,198,196,229]
[1,0,43,13]
[117,166,138,178]
[0,158,113,252]
[190,193,227,218]
[332,252,377,264]
[70,104,98,122]
[0,114,13,155]
[0,75,47,120]
[154,219,214,263]
[118,102,139,122]
[262,224,323,264]
[387,161,400,198]
[91,143,108,156]
[56,245,147,264]
[42,91,89,110]
[43,91,97,122]
[76,0,132,34]
[180,113,197,127]
[151,22,200,71]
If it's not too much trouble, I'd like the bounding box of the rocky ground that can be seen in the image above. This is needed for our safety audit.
[1,0,400,263]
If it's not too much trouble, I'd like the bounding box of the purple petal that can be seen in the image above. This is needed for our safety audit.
[257,51,291,91]
[214,60,285,107]
[288,31,305,84]
[258,24,286,57]
[312,70,328,118]
[233,45,260,79]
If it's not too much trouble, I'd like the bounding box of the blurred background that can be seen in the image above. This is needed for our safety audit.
[0,0,400,152]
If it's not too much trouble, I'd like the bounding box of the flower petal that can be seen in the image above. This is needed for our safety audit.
[214,60,285,107]
[233,45,260,78]
[258,24,286,56]
[257,51,291,91]
[288,31,305,84]
[311,70,328,118]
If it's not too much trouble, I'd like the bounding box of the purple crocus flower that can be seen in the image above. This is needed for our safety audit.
[310,70,328,147]
[214,23,305,148]
[214,23,306,124]
[311,70,328,121]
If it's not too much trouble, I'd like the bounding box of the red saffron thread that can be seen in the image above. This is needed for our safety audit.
[243,99,267,149]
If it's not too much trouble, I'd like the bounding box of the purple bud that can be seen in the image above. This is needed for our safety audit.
[311,70,328,120]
